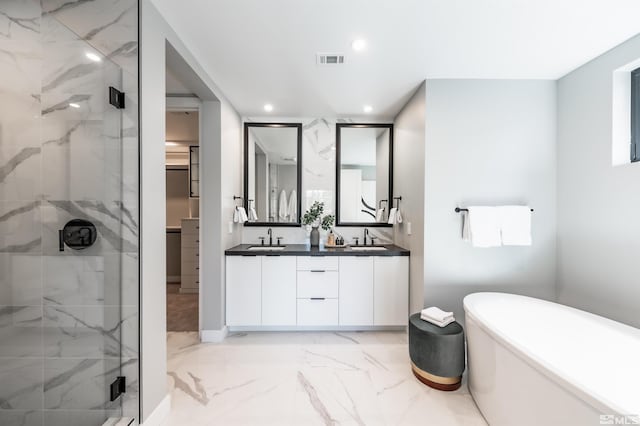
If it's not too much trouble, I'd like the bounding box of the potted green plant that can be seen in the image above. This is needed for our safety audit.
[302,202,334,246]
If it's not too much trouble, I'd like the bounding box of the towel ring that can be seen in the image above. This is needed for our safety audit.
[393,196,402,209]
[233,195,243,206]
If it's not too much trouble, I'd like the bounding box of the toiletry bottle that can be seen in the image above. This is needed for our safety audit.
[327,230,335,246]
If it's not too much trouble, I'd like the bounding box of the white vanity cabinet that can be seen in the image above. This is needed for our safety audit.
[339,257,374,326]
[374,257,409,326]
[226,255,261,326]
[262,256,296,326]
[225,252,409,329]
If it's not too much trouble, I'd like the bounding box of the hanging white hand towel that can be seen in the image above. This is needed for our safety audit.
[248,207,258,222]
[235,207,248,223]
[467,206,501,247]
[287,190,297,223]
[395,208,403,224]
[278,190,287,221]
[387,208,398,224]
[375,208,385,222]
[498,205,532,246]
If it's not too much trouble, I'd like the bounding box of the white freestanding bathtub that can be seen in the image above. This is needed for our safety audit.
[464,292,640,426]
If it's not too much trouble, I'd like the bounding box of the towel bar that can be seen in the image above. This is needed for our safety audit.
[455,207,533,213]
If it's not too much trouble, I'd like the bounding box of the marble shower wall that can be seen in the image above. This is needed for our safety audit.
[241,118,394,245]
[0,0,139,425]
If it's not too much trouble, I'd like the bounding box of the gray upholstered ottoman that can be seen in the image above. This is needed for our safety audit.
[408,313,465,391]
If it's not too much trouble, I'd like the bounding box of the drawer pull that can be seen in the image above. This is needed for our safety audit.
[310,270,325,273]
[310,298,325,301]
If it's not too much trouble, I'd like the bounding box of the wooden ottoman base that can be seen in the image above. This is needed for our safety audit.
[411,362,461,391]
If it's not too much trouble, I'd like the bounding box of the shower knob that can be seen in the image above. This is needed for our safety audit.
[59,219,97,251]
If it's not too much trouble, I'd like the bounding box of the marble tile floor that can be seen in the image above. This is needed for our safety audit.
[163,331,487,426]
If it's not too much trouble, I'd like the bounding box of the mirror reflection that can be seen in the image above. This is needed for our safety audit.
[336,124,393,226]
[245,123,302,225]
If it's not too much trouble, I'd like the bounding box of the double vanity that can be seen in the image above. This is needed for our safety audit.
[228,121,408,330]
[225,244,409,330]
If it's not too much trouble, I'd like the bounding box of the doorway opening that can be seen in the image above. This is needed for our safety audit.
[165,106,200,331]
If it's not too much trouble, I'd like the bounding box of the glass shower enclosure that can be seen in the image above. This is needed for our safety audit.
[0,1,139,425]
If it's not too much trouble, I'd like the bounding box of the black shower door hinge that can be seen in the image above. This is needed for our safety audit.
[109,86,125,109]
[110,376,126,401]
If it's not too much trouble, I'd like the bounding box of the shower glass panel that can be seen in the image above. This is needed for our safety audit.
[0,1,139,425]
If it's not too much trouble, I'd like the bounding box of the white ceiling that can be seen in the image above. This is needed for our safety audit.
[153,0,640,118]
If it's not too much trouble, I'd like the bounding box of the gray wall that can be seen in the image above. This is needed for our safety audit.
[557,34,640,328]
[140,0,242,421]
[393,82,427,314]
[423,80,558,323]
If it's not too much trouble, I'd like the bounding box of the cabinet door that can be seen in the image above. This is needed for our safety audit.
[339,256,374,326]
[226,256,261,326]
[374,257,409,326]
[262,256,296,325]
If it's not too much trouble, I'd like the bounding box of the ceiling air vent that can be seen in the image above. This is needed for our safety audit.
[317,53,345,66]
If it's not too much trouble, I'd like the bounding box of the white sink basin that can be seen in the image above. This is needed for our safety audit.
[247,245,286,251]
[350,246,387,251]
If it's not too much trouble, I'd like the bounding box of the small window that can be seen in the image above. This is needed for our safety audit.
[632,67,640,162]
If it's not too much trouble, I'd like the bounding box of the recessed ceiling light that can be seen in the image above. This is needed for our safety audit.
[85,52,101,62]
[363,105,373,113]
[352,39,367,52]
[69,103,80,109]
[263,104,274,112]
[165,141,179,146]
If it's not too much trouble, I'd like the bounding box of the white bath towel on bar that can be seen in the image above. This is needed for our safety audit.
[498,205,532,246]
[287,190,297,222]
[466,206,501,247]
[278,190,287,221]
[421,307,454,323]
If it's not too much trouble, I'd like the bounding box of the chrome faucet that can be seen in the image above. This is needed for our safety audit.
[267,228,273,246]
[363,228,370,246]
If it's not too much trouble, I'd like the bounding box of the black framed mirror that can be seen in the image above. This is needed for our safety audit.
[244,122,302,226]
[336,123,393,227]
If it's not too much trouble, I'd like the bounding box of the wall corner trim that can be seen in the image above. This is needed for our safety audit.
[140,394,171,426]
[201,326,229,342]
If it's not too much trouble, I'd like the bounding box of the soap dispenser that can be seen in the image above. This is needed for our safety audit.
[327,230,335,246]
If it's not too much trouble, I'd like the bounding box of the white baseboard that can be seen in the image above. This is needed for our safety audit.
[201,326,228,342]
[140,394,171,426]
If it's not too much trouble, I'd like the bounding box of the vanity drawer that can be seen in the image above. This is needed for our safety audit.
[297,271,338,298]
[296,256,338,271]
[181,233,199,248]
[297,298,338,326]
[181,220,200,235]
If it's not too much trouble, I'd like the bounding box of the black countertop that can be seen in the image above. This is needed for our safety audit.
[225,243,410,256]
